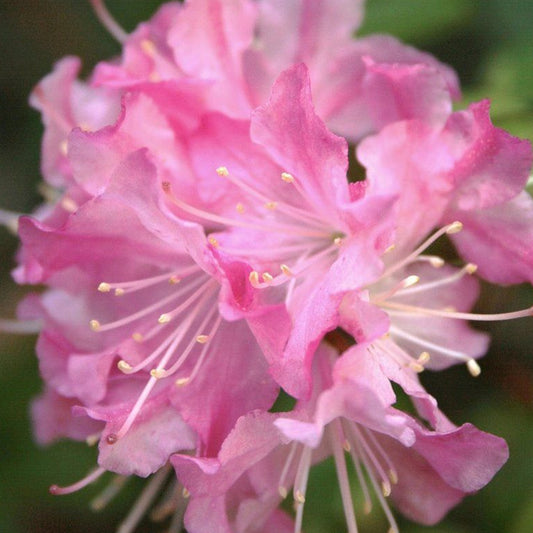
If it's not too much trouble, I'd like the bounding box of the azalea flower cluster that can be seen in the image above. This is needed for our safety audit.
[8,1,533,532]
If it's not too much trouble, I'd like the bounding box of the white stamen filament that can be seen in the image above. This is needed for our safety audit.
[379,221,463,281]
[293,446,312,533]
[49,466,106,496]
[0,207,21,234]
[180,315,222,385]
[390,263,477,297]
[249,241,339,289]
[331,422,358,533]
[91,475,128,511]
[89,0,128,43]
[0,319,42,334]
[348,426,399,533]
[158,301,219,379]
[383,301,532,322]
[162,182,330,239]
[388,326,474,367]
[215,166,330,229]
[278,442,299,499]
[116,466,171,533]
[98,267,197,296]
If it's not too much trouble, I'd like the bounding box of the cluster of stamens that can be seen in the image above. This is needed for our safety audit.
[367,221,532,377]
[278,419,401,533]
[88,265,220,444]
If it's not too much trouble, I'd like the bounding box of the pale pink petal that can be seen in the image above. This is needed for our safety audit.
[32,389,103,445]
[450,192,533,284]
[251,64,351,220]
[445,100,532,211]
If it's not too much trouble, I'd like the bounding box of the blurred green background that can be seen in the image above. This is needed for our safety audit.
[0,1,532,532]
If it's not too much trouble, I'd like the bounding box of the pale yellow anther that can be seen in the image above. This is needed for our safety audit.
[59,140,68,156]
[175,377,190,387]
[85,433,100,447]
[216,166,229,177]
[249,271,260,287]
[98,282,111,293]
[182,488,191,498]
[264,201,277,210]
[90,319,101,332]
[294,490,306,504]
[465,263,478,274]
[333,236,343,246]
[140,39,156,56]
[342,440,351,452]
[409,361,425,373]
[61,197,78,213]
[262,272,274,283]
[280,264,292,277]
[385,243,396,254]
[428,256,445,267]
[443,306,457,312]
[117,360,132,373]
[196,334,209,344]
[208,236,219,248]
[389,469,399,485]
[446,221,463,234]
[132,332,144,343]
[278,486,288,499]
[236,202,245,214]
[150,368,166,379]
[281,172,295,183]
[418,351,431,364]
[169,275,181,285]
[114,288,125,296]
[158,313,171,324]
[363,501,372,515]
[403,275,420,288]
[381,480,392,497]
[467,358,481,377]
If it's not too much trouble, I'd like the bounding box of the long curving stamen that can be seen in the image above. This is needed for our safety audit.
[162,182,331,239]
[116,466,171,533]
[0,319,42,334]
[293,445,313,533]
[330,421,358,533]
[249,241,339,289]
[360,427,398,486]
[371,275,420,303]
[156,298,219,379]
[0,207,22,234]
[388,325,481,375]
[92,275,207,333]
[391,263,477,297]
[89,0,128,43]
[348,426,399,533]
[350,425,392,498]
[371,339,429,374]
[379,221,463,281]
[177,314,222,385]
[216,167,331,229]
[50,466,106,495]
[278,442,299,499]
[98,267,197,296]
[91,475,128,511]
[382,301,532,322]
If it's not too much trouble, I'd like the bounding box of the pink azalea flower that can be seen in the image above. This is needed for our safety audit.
[173,63,531,397]
[90,0,459,139]
[173,343,508,532]
[18,148,281,481]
